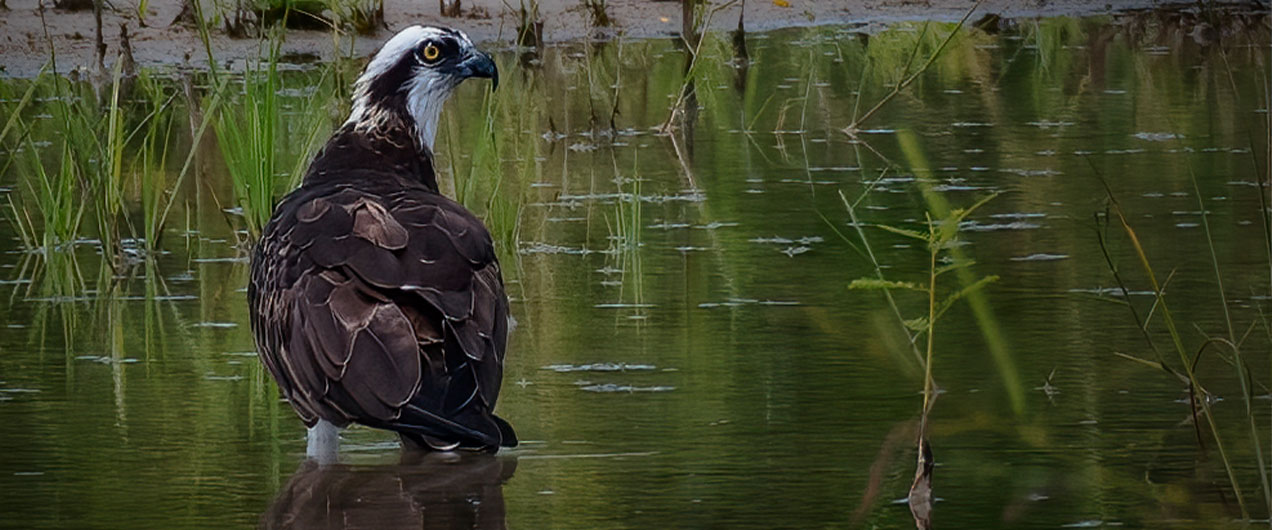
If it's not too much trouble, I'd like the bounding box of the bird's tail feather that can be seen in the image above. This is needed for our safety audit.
[390,404,513,452]
[492,414,517,447]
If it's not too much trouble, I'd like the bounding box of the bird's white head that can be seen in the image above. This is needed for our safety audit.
[346,26,498,153]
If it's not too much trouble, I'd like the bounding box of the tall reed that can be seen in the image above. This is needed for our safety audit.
[133,72,179,257]
[215,37,285,240]
[215,34,337,242]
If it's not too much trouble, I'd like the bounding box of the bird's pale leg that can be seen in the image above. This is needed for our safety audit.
[306,419,340,462]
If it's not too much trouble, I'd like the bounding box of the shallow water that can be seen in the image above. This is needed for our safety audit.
[1,9,1270,529]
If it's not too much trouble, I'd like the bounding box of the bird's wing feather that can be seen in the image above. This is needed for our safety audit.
[251,176,512,449]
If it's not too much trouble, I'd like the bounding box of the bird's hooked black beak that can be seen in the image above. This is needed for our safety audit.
[458,51,499,91]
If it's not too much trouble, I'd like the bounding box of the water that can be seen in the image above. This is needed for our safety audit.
[1,9,1270,529]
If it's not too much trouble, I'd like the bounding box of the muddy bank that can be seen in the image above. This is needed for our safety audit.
[0,0,1259,77]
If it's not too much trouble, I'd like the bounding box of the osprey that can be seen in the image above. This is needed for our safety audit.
[248,26,515,457]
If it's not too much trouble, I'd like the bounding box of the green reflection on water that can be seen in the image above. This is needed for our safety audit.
[0,8,1269,529]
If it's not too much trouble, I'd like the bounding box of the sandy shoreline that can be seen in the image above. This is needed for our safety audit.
[0,0,1255,77]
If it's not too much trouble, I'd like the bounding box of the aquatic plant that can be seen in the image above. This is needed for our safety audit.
[845,0,981,135]
[4,65,141,265]
[212,32,338,243]
[582,0,610,27]
[10,140,89,254]
[201,0,384,36]
[1093,172,1258,519]
[216,56,280,239]
[515,0,543,48]
[841,131,1006,529]
[844,188,1001,418]
[87,61,135,268]
[321,0,384,34]
[604,159,644,315]
[438,68,526,261]
[1085,8,1272,517]
[133,72,180,257]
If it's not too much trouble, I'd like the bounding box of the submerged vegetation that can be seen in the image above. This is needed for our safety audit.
[0,3,1269,527]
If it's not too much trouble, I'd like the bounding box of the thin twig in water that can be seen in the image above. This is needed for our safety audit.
[844,0,982,135]
[1088,159,1248,519]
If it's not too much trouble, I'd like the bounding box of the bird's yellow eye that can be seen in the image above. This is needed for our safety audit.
[422,43,441,62]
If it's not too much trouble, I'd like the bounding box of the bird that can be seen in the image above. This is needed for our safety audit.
[248,25,516,458]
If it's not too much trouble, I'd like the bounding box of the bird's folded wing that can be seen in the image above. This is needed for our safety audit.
[260,181,510,446]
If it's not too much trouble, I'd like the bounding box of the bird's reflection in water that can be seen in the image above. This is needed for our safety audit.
[261,452,516,530]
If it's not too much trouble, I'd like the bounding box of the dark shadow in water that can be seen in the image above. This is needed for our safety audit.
[260,452,517,530]
[730,0,749,95]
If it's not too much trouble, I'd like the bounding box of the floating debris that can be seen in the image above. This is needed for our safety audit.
[152,295,199,302]
[780,246,811,257]
[694,221,739,230]
[1061,521,1110,528]
[778,178,838,185]
[1010,253,1069,262]
[1068,287,1157,297]
[999,168,1062,177]
[594,303,655,309]
[519,242,595,255]
[192,322,237,328]
[1027,120,1074,128]
[932,184,988,192]
[699,298,800,308]
[520,451,658,461]
[959,221,1041,232]
[73,356,140,364]
[203,374,244,382]
[1132,132,1181,142]
[751,236,823,245]
[542,363,657,372]
[579,383,675,393]
[557,191,705,204]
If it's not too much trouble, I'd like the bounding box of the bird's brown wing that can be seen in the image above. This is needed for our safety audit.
[250,176,515,450]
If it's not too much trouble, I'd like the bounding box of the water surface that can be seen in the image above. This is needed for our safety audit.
[1,8,1270,529]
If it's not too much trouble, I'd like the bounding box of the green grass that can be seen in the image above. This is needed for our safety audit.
[1093,171,1255,519]
[11,139,88,254]
[215,35,285,241]
[439,67,530,263]
[214,33,338,242]
[134,73,180,257]
[845,186,1001,425]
